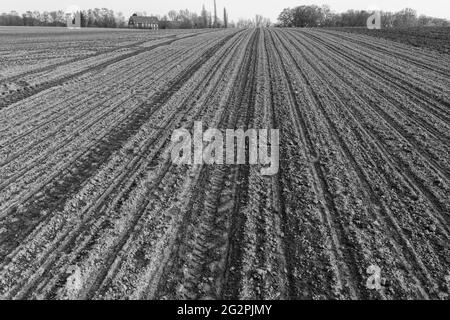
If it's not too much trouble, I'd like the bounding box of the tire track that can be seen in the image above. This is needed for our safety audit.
[320,29,450,77]
[301,30,450,126]
[0,32,208,86]
[0,45,203,174]
[153,29,260,300]
[0,46,184,143]
[283,30,450,223]
[5,30,246,300]
[85,30,251,300]
[261,29,304,300]
[0,32,211,111]
[269,29,364,300]
[0,31,240,275]
[300,31,450,139]
[277,29,443,298]
[81,31,248,300]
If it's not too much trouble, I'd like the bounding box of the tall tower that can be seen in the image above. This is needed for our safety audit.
[223,8,228,28]
[213,0,218,27]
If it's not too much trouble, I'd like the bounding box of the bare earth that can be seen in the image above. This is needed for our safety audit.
[0,26,449,300]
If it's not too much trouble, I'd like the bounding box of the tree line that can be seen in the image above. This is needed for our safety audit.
[0,9,127,28]
[0,3,239,29]
[0,7,223,29]
[157,5,232,29]
[277,5,449,28]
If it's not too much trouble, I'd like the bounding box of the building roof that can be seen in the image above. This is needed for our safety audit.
[129,16,159,24]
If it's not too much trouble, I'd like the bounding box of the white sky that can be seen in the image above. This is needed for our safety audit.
[1,0,449,22]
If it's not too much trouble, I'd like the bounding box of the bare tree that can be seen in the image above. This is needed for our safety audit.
[201,5,208,28]
[393,8,418,27]
[236,18,254,28]
[262,17,272,27]
[115,12,126,28]
[254,14,263,27]
[213,0,218,27]
[168,10,178,21]
[276,5,429,28]
[223,8,228,28]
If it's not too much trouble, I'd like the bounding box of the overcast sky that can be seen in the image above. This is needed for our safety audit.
[1,0,449,22]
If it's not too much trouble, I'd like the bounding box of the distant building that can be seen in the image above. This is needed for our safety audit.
[128,14,159,29]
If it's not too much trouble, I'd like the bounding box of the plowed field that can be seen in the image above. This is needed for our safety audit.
[0,27,449,300]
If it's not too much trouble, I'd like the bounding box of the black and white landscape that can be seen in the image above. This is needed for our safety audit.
[0,1,449,300]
